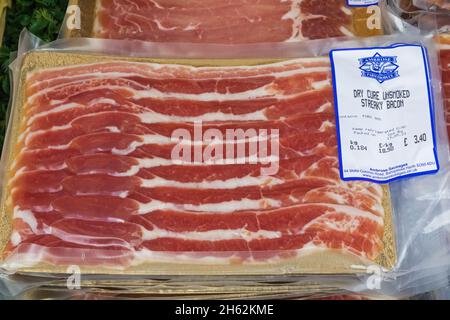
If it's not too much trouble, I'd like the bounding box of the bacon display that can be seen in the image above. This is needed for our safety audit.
[93,0,360,43]
[2,57,387,270]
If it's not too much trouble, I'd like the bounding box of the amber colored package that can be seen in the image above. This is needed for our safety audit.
[60,0,386,42]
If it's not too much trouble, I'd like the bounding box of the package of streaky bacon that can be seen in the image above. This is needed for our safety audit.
[60,0,386,42]
[0,31,450,299]
[0,49,396,275]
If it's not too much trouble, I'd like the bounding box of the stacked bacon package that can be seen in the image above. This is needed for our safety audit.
[61,0,386,42]
[0,0,449,300]
[0,35,389,284]
[2,52,396,274]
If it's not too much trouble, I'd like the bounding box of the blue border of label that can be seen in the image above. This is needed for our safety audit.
[329,43,440,184]
[346,0,379,7]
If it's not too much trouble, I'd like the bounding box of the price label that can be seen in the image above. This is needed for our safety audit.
[330,44,439,183]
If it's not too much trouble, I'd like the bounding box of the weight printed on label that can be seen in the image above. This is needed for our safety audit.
[346,0,379,7]
[330,44,439,183]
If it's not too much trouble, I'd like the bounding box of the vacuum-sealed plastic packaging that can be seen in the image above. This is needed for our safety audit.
[385,7,450,297]
[61,0,385,42]
[413,0,450,11]
[386,3,449,153]
[0,31,449,299]
[0,38,396,275]
[431,286,450,299]
[389,0,449,28]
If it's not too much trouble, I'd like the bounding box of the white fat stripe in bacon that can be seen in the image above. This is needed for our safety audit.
[14,203,382,242]
[27,58,331,86]
[27,65,331,95]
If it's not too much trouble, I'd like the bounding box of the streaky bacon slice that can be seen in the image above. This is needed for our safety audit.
[138,204,383,261]
[3,235,134,267]
[11,153,344,202]
[12,173,380,217]
[26,59,331,87]
[12,149,340,180]
[23,88,334,131]
[51,196,140,220]
[13,172,377,214]
[4,57,386,270]
[30,130,336,159]
[23,112,335,149]
[10,216,143,249]
[93,0,356,43]
[25,79,333,118]
[9,203,382,262]
[27,70,330,105]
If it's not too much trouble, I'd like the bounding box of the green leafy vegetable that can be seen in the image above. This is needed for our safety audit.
[0,0,68,150]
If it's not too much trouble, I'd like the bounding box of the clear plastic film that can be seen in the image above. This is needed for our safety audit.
[430,285,450,299]
[59,0,388,42]
[412,0,450,11]
[389,0,450,13]
[382,2,450,297]
[0,30,449,299]
[387,0,450,32]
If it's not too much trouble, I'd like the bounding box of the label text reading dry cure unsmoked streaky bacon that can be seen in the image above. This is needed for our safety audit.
[4,58,385,268]
[330,45,438,183]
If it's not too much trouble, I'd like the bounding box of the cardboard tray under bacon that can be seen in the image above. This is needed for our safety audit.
[0,50,397,276]
[21,277,342,299]
[62,0,384,41]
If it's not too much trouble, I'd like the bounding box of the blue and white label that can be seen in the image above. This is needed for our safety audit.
[346,0,379,7]
[359,53,399,83]
[330,44,439,183]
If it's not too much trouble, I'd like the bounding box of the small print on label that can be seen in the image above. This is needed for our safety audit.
[346,0,379,7]
[329,44,439,183]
